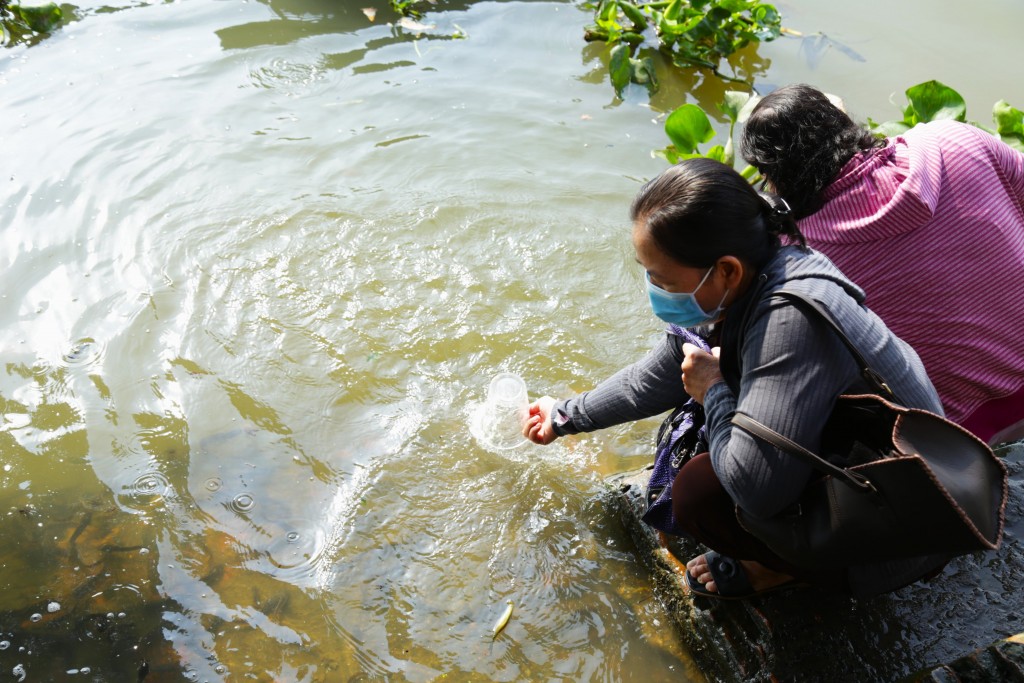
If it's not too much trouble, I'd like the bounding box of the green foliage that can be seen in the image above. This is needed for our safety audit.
[584,0,781,92]
[993,100,1024,152]
[656,81,1024,188]
[608,43,658,97]
[390,0,425,19]
[655,90,761,183]
[1,0,62,42]
[868,79,1024,152]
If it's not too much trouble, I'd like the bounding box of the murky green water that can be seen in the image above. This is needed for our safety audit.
[2,0,1022,679]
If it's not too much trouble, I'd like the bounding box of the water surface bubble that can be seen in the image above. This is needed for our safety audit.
[47,602,60,613]
[29,613,41,622]
[263,520,327,580]
[229,493,255,513]
[204,477,222,492]
[0,640,9,650]
[61,338,103,366]
[127,472,170,506]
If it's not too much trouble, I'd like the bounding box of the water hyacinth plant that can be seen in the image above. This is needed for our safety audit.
[869,80,1024,152]
[656,89,762,182]
[584,0,782,95]
[0,0,63,43]
[657,81,1024,184]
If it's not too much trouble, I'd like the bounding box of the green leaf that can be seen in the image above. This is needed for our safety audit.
[704,144,726,163]
[718,0,753,12]
[1001,137,1024,153]
[630,56,658,91]
[739,164,760,181]
[719,90,750,123]
[654,146,681,164]
[664,103,715,154]
[662,0,684,22]
[12,0,62,32]
[609,43,632,96]
[993,100,1024,138]
[870,120,911,138]
[904,80,967,123]
[597,0,618,23]
[618,1,648,30]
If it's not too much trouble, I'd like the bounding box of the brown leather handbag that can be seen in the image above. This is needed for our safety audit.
[731,292,1008,570]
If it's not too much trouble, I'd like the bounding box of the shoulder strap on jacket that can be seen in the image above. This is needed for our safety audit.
[772,290,899,404]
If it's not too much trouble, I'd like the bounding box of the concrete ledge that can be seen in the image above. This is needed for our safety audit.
[606,442,1024,683]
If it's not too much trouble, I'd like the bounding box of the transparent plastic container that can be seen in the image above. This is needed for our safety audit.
[471,373,529,452]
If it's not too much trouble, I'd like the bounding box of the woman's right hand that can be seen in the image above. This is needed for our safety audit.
[524,396,558,445]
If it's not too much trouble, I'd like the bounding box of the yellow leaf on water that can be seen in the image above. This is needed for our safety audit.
[361,7,376,21]
[398,17,435,31]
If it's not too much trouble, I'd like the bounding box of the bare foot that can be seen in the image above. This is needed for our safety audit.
[686,553,794,595]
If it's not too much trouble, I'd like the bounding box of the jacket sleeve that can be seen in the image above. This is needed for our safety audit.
[552,331,690,435]
[704,300,861,519]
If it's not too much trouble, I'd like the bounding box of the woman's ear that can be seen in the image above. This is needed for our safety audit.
[715,255,747,291]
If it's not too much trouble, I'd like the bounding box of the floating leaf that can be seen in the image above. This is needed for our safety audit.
[629,55,657,91]
[870,119,911,138]
[993,100,1024,137]
[609,43,632,96]
[13,0,62,32]
[993,100,1024,151]
[904,80,967,124]
[704,143,727,163]
[664,103,715,154]
[397,17,434,31]
[361,7,377,21]
[619,1,648,30]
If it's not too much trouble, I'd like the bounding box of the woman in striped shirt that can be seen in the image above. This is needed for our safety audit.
[741,84,1024,444]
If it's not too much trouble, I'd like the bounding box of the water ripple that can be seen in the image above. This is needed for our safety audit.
[229,492,256,514]
[121,472,171,510]
[61,338,104,367]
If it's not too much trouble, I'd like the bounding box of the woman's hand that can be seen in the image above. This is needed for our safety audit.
[523,396,558,445]
[681,343,724,405]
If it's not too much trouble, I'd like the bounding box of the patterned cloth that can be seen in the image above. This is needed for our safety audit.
[639,326,708,535]
[798,121,1024,441]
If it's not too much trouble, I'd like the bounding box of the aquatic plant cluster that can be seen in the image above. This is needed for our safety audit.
[584,0,782,94]
[0,0,62,43]
[657,81,1024,178]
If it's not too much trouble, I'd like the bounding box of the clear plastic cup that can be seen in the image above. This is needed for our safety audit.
[472,373,529,451]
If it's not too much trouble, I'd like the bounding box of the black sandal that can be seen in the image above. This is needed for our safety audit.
[685,551,805,600]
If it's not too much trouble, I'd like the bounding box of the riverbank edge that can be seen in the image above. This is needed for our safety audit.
[605,464,1024,683]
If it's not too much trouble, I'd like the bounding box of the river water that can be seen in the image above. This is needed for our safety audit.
[1,0,1022,680]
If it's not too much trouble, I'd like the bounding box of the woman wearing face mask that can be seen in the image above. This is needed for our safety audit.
[524,158,949,599]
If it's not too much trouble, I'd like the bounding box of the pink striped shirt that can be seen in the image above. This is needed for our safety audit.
[799,120,1024,442]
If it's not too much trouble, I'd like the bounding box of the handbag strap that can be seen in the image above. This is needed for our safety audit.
[731,412,876,492]
[771,291,899,403]
[729,290,897,493]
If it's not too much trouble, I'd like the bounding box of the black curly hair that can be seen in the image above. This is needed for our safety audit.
[740,84,884,219]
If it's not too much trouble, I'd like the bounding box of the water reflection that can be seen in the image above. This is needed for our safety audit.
[6,0,1020,678]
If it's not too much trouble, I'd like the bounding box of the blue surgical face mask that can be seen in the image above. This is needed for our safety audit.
[645,267,729,328]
